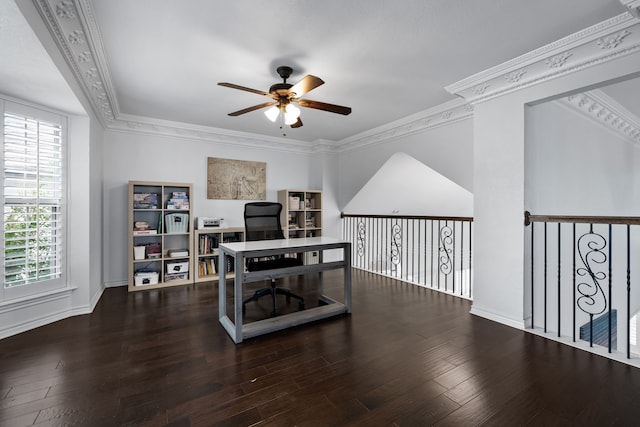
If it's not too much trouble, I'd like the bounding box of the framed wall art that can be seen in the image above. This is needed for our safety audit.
[207,157,266,200]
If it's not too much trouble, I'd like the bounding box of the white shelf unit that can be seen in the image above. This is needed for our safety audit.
[278,189,322,239]
[128,181,194,291]
[194,227,245,283]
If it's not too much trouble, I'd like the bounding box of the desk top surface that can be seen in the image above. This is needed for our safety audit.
[219,236,349,254]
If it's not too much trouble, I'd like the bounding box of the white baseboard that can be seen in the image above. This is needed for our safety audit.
[0,286,103,340]
[104,280,127,288]
[90,286,105,311]
[469,305,526,330]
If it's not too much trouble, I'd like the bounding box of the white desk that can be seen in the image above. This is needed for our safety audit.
[218,236,352,343]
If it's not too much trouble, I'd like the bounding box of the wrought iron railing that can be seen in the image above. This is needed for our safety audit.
[524,211,640,362]
[341,213,473,299]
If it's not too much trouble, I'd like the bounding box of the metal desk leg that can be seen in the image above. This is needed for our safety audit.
[234,254,244,343]
[218,250,227,324]
[344,243,352,313]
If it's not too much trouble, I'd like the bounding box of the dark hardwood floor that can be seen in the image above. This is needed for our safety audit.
[2,269,640,426]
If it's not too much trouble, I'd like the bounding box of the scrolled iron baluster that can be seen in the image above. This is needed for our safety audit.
[357,220,366,257]
[390,223,402,266]
[439,224,453,275]
[576,230,608,316]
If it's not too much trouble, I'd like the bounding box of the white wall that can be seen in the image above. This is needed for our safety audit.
[89,118,105,305]
[525,98,640,345]
[470,50,640,329]
[472,96,527,328]
[338,118,473,210]
[526,100,640,215]
[102,130,328,286]
[315,151,342,239]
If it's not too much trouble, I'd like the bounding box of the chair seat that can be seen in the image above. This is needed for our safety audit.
[247,257,302,272]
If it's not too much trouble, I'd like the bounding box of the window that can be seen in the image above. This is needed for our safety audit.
[2,100,66,299]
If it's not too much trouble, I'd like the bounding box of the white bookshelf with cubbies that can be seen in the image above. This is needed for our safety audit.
[278,189,322,239]
[194,227,245,283]
[128,181,194,291]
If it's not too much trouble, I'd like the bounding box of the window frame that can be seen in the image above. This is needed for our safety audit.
[1,98,68,302]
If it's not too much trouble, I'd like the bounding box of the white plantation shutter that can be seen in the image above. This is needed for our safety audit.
[2,102,65,292]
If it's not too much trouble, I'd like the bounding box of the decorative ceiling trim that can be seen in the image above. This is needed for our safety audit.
[621,0,640,18]
[105,100,473,154]
[337,99,473,152]
[559,89,640,145]
[445,12,640,104]
[33,0,118,126]
[108,114,315,154]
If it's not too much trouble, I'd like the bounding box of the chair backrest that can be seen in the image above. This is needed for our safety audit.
[244,202,285,241]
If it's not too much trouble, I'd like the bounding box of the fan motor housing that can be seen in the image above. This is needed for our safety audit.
[269,83,293,97]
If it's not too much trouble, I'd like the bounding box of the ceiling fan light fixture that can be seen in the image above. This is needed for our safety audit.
[219,65,351,130]
[264,105,279,122]
[284,103,301,125]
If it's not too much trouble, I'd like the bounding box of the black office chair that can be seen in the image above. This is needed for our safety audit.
[242,202,305,317]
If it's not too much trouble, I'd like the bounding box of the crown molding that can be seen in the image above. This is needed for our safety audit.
[108,113,315,154]
[445,12,640,104]
[33,0,118,126]
[559,89,640,145]
[621,0,640,17]
[337,99,473,152]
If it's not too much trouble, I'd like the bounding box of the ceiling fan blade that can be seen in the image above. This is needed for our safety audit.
[289,75,324,98]
[297,99,352,115]
[218,82,273,98]
[228,101,276,116]
[290,117,303,128]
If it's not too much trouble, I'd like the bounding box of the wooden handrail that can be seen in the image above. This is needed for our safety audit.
[340,213,473,222]
[524,211,640,226]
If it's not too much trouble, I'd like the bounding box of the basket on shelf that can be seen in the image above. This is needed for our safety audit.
[165,213,189,234]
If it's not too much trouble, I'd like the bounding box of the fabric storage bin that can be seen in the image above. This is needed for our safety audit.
[134,271,159,285]
[166,261,189,274]
[165,213,189,233]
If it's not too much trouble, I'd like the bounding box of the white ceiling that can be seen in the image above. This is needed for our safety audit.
[0,0,83,114]
[1,0,638,144]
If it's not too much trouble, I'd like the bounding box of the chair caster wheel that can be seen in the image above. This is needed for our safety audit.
[299,302,305,310]
[270,310,277,317]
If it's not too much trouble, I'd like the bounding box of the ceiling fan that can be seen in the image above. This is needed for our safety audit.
[218,66,352,130]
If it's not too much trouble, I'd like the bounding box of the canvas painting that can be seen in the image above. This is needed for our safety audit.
[207,157,266,200]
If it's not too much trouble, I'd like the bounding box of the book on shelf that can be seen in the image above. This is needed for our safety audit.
[133,193,158,209]
[198,234,219,254]
[222,233,241,243]
[225,255,234,272]
[166,191,190,210]
[198,257,218,277]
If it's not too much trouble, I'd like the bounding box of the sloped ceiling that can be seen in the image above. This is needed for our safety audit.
[343,152,473,216]
[2,0,640,149]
